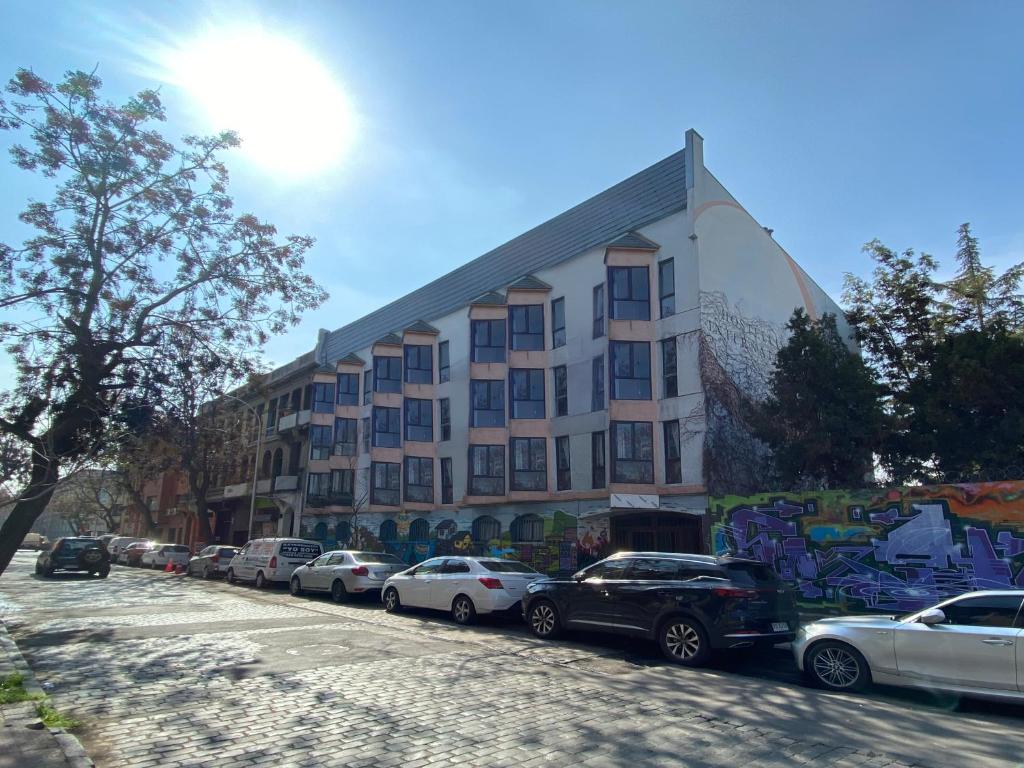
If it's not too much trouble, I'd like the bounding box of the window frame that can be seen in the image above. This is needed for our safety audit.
[403,456,434,504]
[373,355,402,393]
[372,406,401,448]
[362,369,372,404]
[439,398,451,441]
[663,420,682,484]
[333,417,358,456]
[509,304,545,351]
[470,379,505,427]
[509,436,548,492]
[556,435,571,491]
[509,368,545,419]
[438,340,450,383]
[592,355,605,411]
[312,383,336,413]
[404,344,433,385]
[336,373,360,406]
[441,457,454,504]
[510,514,545,544]
[468,444,505,496]
[661,337,678,399]
[471,319,506,363]
[551,297,566,348]
[309,424,333,461]
[553,365,568,417]
[591,431,606,489]
[610,340,652,400]
[330,468,354,506]
[403,397,433,442]
[370,461,401,507]
[593,283,605,338]
[610,421,654,484]
[360,416,370,453]
[658,257,676,317]
[608,265,651,321]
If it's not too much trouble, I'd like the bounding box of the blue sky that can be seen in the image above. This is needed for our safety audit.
[2,0,1023,371]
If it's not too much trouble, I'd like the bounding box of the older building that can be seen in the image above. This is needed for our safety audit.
[212,130,847,573]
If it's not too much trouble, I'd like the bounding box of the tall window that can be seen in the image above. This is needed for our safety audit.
[664,420,682,484]
[310,424,332,460]
[556,435,571,491]
[360,416,370,453]
[438,340,450,383]
[591,431,606,489]
[510,437,547,491]
[271,448,283,478]
[551,297,566,348]
[472,515,502,543]
[373,356,402,393]
[608,266,650,320]
[337,373,359,405]
[404,345,433,384]
[441,457,453,504]
[471,319,506,363]
[330,469,354,505]
[509,305,544,350]
[371,462,400,506]
[469,445,504,496]
[334,417,357,456]
[610,341,652,399]
[363,369,372,404]
[404,398,433,442]
[439,398,451,441]
[471,380,505,427]
[659,258,676,317]
[611,421,654,483]
[312,383,336,413]
[404,457,434,503]
[553,365,568,417]
[372,406,401,448]
[593,284,605,338]
[592,355,605,411]
[307,472,330,504]
[661,337,678,398]
[511,514,545,544]
[266,397,278,434]
[509,369,545,419]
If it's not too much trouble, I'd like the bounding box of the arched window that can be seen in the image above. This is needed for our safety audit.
[510,514,545,544]
[379,519,398,542]
[472,515,501,543]
[313,521,328,540]
[409,517,429,541]
[272,448,283,478]
[435,519,457,540]
[261,451,272,479]
[336,521,352,545]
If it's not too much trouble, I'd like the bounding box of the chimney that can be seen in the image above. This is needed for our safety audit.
[315,328,328,365]
[684,128,704,191]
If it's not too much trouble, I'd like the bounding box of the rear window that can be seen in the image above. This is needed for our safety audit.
[480,560,538,574]
[218,548,238,558]
[169,545,190,553]
[351,552,404,565]
[279,542,322,559]
[62,540,94,551]
[723,562,780,587]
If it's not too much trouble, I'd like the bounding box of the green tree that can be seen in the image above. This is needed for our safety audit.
[939,223,1024,332]
[0,69,327,575]
[757,310,884,490]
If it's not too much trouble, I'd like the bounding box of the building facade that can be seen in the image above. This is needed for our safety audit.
[203,129,847,573]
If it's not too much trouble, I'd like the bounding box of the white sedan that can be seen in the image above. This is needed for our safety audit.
[140,544,192,570]
[289,550,407,601]
[382,556,543,625]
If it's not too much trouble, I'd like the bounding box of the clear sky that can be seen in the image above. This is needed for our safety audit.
[1,0,1022,371]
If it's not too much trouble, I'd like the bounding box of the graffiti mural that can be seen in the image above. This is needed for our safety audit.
[710,481,1024,613]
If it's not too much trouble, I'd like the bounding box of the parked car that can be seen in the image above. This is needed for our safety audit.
[382,556,543,625]
[187,546,240,579]
[120,540,155,566]
[290,550,408,601]
[226,538,323,588]
[794,589,1024,702]
[522,552,798,666]
[108,536,147,563]
[141,544,192,570]
[20,532,49,550]
[98,534,116,549]
[35,537,110,578]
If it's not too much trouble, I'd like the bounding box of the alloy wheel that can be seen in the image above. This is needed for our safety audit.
[812,646,861,689]
[664,622,701,660]
[384,588,399,612]
[531,604,557,636]
[452,597,473,624]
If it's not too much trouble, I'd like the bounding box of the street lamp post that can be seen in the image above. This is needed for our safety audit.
[219,392,263,544]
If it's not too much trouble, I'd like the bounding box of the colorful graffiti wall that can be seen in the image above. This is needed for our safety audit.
[709,482,1024,613]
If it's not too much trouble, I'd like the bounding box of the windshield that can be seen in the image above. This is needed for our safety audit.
[480,560,539,574]
[351,552,404,564]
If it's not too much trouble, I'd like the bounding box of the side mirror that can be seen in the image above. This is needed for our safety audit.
[572,571,586,582]
[918,608,946,626]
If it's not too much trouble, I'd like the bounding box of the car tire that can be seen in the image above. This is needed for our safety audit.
[383,587,401,613]
[290,577,303,596]
[97,565,110,579]
[203,566,211,580]
[331,579,349,603]
[527,600,562,640]
[34,563,42,576]
[255,571,267,589]
[659,616,712,667]
[43,566,54,577]
[805,641,870,693]
[226,568,236,584]
[451,595,476,625]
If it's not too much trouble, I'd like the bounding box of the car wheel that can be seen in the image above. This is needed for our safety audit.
[41,566,54,578]
[96,564,110,578]
[451,595,476,625]
[290,577,303,596]
[203,566,211,580]
[383,587,401,613]
[659,617,711,667]
[34,563,42,576]
[806,641,870,692]
[255,571,267,589]
[527,600,562,639]
[226,568,236,584]
[331,579,349,603]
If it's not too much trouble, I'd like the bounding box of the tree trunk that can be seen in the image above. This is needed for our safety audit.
[0,460,60,576]
[193,498,214,547]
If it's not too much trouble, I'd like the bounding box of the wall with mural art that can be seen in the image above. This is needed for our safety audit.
[709,481,1024,614]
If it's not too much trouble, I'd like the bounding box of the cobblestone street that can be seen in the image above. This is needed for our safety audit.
[1,551,1021,768]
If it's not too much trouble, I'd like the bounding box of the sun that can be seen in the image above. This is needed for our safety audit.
[162,26,357,179]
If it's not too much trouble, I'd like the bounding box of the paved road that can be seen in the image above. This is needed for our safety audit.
[0,550,1021,768]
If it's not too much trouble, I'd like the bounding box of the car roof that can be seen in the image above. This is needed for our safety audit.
[607,551,719,563]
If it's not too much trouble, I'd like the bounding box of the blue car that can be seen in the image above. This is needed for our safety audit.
[35,537,110,578]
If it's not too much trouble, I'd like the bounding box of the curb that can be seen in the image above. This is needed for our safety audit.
[0,619,95,768]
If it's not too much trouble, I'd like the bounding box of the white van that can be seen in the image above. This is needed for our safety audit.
[226,538,323,589]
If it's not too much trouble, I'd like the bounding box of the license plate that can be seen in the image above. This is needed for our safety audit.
[772,622,790,632]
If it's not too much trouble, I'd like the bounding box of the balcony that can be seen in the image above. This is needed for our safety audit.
[278,410,311,432]
[306,493,354,509]
[273,475,299,492]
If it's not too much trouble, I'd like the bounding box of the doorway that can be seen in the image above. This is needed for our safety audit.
[610,512,703,554]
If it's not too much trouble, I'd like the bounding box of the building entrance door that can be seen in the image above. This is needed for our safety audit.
[610,512,703,554]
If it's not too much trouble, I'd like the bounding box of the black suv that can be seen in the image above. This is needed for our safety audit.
[35,537,110,578]
[522,552,797,666]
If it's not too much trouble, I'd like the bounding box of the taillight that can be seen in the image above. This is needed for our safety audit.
[351,566,369,576]
[269,556,278,569]
[211,555,219,563]
[479,577,503,590]
[712,587,759,599]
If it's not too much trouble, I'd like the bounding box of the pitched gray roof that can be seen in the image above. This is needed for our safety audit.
[323,149,687,362]
[507,274,552,291]
[606,231,661,250]
[374,332,402,346]
[338,352,365,366]
[470,290,507,306]
[404,319,440,335]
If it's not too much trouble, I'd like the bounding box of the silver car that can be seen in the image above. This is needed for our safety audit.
[793,589,1024,702]
[187,546,240,579]
[289,550,408,602]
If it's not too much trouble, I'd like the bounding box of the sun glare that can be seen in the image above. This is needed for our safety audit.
[162,26,356,179]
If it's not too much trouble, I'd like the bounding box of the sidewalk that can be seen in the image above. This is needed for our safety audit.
[0,621,94,768]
